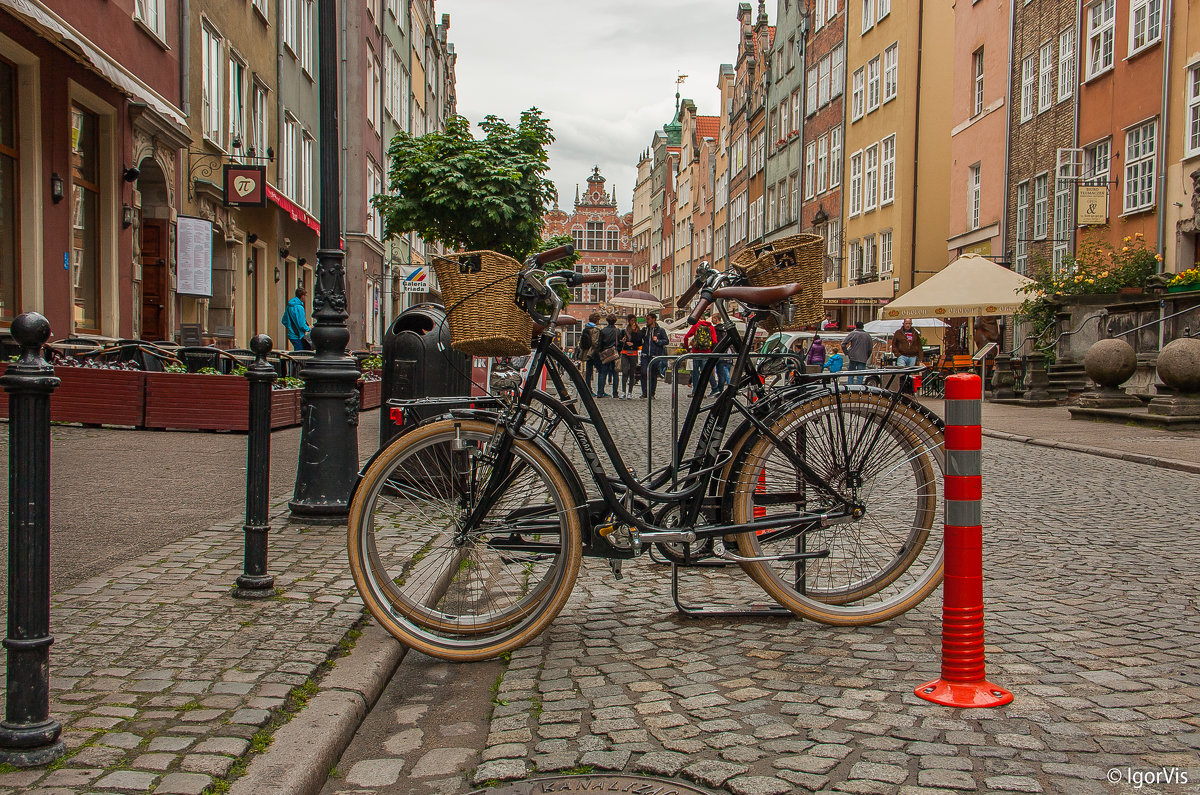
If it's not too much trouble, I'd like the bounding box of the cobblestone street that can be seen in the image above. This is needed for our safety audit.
[322,395,1200,795]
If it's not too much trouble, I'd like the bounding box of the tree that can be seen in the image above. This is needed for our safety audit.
[374,109,558,260]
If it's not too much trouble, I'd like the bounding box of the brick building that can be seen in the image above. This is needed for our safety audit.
[542,167,633,346]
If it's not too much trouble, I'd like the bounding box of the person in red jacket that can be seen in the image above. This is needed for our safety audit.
[683,314,718,397]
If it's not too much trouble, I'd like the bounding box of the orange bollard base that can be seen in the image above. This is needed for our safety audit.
[914,677,1013,708]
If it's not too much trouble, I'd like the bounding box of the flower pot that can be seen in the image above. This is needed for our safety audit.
[1167,284,1200,294]
[1118,287,1144,296]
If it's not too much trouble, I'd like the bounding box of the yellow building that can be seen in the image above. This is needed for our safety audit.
[1165,1,1199,274]
[839,0,953,324]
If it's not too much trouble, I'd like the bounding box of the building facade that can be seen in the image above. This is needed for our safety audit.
[1166,0,1197,273]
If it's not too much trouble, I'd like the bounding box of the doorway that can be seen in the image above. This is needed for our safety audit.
[140,218,168,340]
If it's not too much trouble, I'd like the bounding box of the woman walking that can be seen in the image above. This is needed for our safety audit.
[618,315,643,399]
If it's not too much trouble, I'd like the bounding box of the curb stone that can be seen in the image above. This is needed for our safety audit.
[981,429,1200,474]
[228,621,406,795]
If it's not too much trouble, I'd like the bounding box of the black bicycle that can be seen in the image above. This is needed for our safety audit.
[348,250,945,661]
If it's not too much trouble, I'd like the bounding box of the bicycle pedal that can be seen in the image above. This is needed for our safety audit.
[608,559,623,580]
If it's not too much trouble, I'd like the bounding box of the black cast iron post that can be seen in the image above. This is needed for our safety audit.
[235,334,277,598]
[290,0,360,524]
[0,313,65,767]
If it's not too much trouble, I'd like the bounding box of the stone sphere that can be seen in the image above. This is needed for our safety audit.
[1156,337,1200,394]
[250,333,273,357]
[1084,338,1137,389]
[10,311,51,349]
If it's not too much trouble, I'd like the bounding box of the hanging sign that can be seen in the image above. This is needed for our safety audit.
[399,266,429,292]
[176,216,213,296]
[223,164,267,207]
[1077,185,1108,225]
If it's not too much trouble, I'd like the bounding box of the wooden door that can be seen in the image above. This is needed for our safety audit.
[140,219,167,341]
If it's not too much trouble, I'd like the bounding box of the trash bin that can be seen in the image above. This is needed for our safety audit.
[380,303,472,446]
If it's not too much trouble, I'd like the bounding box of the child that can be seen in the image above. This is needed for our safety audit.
[823,343,845,374]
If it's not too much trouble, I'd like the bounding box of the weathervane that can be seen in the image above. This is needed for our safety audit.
[675,73,687,114]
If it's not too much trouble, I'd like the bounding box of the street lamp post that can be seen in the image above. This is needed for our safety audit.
[289,0,360,523]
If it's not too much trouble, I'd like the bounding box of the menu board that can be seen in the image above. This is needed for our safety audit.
[176,216,213,296]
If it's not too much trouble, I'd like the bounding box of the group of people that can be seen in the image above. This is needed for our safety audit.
[573,313,670,399]
[787,321,876,384]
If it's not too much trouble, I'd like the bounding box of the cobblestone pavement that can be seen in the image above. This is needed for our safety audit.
[324,394,1200,795]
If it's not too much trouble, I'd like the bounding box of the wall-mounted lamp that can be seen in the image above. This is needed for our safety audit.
[273,266,281,284]
[279,247,290,259]
[297,257,307,267]
[122,166,141,183]
[50,173,64,203]
[122,204,135,228]
[247,232,258,244]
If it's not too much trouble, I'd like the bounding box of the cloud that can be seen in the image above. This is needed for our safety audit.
[440,0,742,213]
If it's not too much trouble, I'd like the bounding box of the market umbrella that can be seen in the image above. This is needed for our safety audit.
[864,318,950,334]
[610,289,663,311]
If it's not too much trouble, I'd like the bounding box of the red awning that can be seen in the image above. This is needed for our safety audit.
[265,183,320,235]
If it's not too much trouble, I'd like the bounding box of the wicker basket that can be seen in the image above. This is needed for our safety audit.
[431,250,533,357]
[734,234,825,332]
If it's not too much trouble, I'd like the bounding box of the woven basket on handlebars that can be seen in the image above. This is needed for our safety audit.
[430,250,533,357]
[733,233,825,332]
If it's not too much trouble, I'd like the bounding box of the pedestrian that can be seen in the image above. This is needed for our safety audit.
[683,313,718,397]
[891,318,924,394]
[713,323,731,393]
[823,343,845,374]
[843,320,874,385]
[641,313,669,398]
[788,336,806,384]
[805,334,827,374]
[282,287,311,351]
[618,314,643,400]
[596,315,620,398]
[579,313,602,396]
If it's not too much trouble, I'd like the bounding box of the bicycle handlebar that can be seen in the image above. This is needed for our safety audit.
[535,244,575,266]
[575,272,607,284]
[679,276,703,307]
[687,292,714,326]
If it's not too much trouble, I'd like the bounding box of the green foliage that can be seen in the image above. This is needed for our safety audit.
[360,354,383,372]
[231,364,248,377]
[1016,230,1159,356]
[1169,266,1200,287]
[375,110,558,260]
[196,366,221,375]
[164,363,188,373]
[274,376,305,390]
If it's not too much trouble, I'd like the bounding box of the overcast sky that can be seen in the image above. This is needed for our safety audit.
[439,0,744,215]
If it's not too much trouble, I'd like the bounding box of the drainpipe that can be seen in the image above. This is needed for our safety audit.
[1071,0,1082,261]
[1000,0,1014,260]
[1156,0,1172,270]
[908,0,925,293]
[179,0,191,116]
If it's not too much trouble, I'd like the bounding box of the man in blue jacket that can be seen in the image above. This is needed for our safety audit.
[282,287,311,350]
[640,313,670,398]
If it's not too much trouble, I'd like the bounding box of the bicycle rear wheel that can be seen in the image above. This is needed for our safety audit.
[348,418,582,661]
[726,391,944,625]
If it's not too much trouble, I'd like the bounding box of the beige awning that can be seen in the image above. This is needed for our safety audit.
[823,279,894,302]
[878,253,1034,320]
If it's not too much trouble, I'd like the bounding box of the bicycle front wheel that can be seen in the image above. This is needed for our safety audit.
[726,391,944,625]
[348,418,582,661]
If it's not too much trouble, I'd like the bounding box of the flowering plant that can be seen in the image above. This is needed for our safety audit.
[1168,267,1200,287]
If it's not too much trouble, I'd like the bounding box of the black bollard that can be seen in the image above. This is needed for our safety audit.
[234,334,277,599]
[0,313,65,767]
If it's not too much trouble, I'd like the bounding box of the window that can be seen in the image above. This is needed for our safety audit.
[1130,0,1162,54]
[367,53,382,133]
[134,0,166,40]
[805,142,817,200]
[879,134,895,205]
[586,221,603,250]
[862,0,875,33]
[882,44,898,103]
[968,163,981,230]
[863,144,878,212]
[830,128,842,189]
[202,24,223,142]
[791,88,802,132]
[787,36,796,71]
[779,98,789,138]
[749,197,760,240]
[570,227,584,252]
[1015,181,1029,273]
[878,0,890,20]
[606,228,619,251]
[778,179,789,225]
[1019,54,1035,122]
[879,229,893,273]
[298,0,313,74]
[817,135,829,195]
[827,0,838,23]
[972,48,985,116]
[863,235,875,275]
[849,240,862,279]
[769,109,779,147]
[826,219,842,282]
[849,151,863,216]
[228,57,246,152]
[1058,28,1075,101]
[767,186,776,230]
[1038,41,1054,113]
[816,0,827,28]
[251,81,268,157]
[282,0,296,53]
[1087,0,1115,78]
[280,115,297,196]
[1123,119,1157,213]
[818,54,831,108]
[1,59,19,322]
[70,105,101,332]
[1053,178,1072,270]
[1084,138,1111,180]
[852,67,865,120]
[789,175,798,221]
[866,56,881,112]
[806,66,818,116]
[1033,173,1048,239]
[383,41,394,118]
[1189,66,1200,156]
[299,132,313,211]
[831,45,845,99]
[366,157,382,238]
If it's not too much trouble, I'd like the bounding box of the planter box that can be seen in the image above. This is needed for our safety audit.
[359,379,382,410]
[143,372,301,431]
[0,364,146,426]
[1167,284,1200,294]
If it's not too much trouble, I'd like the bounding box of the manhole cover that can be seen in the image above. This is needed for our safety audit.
[468,774,712,794]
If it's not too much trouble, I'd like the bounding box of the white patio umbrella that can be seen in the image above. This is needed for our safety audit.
[863,318,950,334]
[610,289,663,312]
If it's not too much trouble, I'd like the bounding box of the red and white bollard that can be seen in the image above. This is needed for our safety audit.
[915,374,1013,708]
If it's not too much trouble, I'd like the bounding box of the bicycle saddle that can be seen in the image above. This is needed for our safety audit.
[713,282,803,307]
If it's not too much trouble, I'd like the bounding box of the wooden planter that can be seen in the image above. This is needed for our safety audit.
[359,379,382,410]
[143,373,301,431]
[0,364,146,427]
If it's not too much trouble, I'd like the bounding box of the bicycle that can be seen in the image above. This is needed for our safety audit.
[347,249,946,661]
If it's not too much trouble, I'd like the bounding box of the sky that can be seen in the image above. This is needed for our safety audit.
[439,0,744,216]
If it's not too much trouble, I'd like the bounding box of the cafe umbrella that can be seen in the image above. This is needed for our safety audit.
[609,289,663,312]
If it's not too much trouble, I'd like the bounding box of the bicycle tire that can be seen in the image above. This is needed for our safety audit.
[725,391,944,625]
[348,418,582,661]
